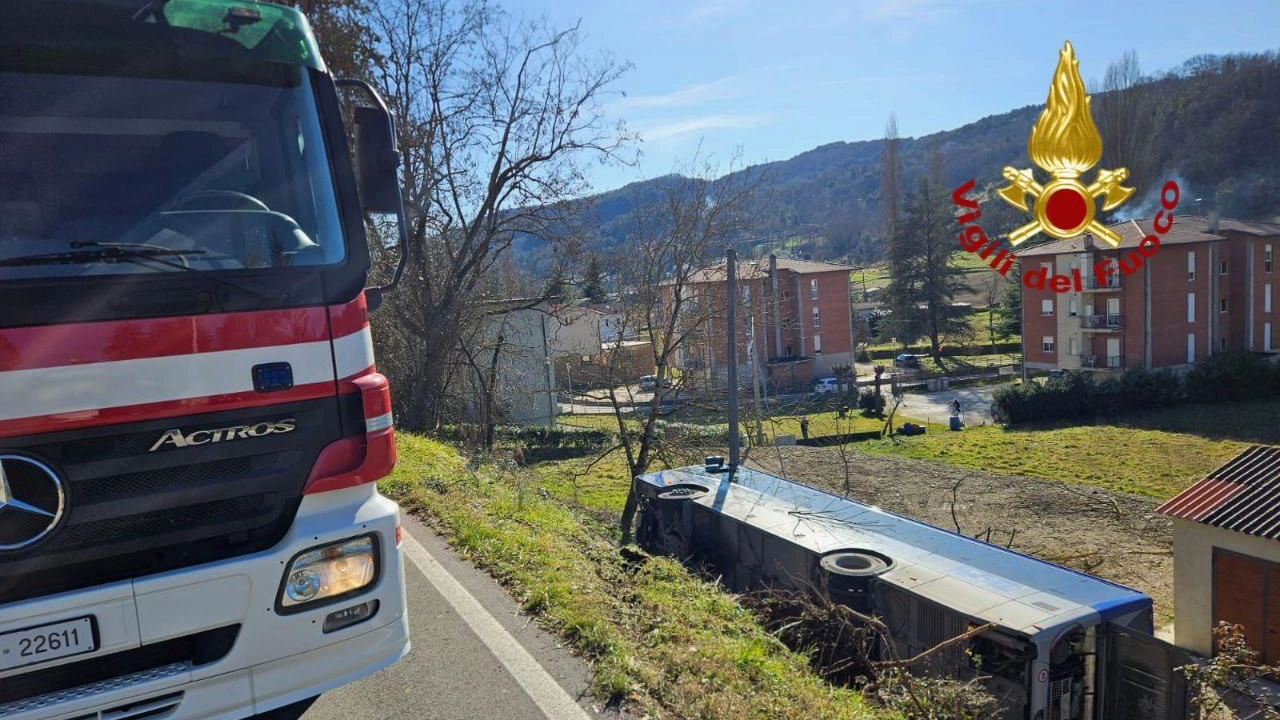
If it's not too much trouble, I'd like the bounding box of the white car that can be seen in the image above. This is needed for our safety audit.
[814,377,840,394]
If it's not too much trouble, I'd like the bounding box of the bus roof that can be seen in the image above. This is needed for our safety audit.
[638,465,1153,637]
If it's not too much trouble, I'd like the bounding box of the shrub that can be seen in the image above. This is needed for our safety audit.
[991,353,1280,426]
[858,388,885,414]
[1185,351,1278,402]
[856,349,872,363]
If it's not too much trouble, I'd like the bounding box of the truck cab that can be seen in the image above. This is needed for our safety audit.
[0,2,410,718]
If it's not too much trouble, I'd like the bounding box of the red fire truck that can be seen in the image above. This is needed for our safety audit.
[0,1,410,718]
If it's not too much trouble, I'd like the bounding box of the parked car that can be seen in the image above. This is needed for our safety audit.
[814,377,840,394]
[894,353,923,368]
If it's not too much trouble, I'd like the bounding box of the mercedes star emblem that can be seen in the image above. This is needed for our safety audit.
[0,455,66,551]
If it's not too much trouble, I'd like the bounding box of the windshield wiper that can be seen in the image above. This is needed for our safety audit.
[0,245,203,267]
[1,243,283,302]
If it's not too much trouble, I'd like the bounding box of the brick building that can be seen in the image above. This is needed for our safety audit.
[1020,216,1280,373]
[667,256,856,390]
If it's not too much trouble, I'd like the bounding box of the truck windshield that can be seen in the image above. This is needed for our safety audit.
[0,69,345,280]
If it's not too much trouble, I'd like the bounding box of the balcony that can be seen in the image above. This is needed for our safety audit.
[1081,313,1122,331]
[1083,275,1122,291]
[1080,354,1124,370]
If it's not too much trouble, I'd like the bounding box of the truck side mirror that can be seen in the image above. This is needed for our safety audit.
[353,105,401,214]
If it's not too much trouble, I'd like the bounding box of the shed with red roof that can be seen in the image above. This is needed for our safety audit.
[1157,445,1280,658]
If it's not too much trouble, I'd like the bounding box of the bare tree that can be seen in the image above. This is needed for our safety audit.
[982,274,1002,357]
[1094,50,1155,194]
[596,153,762,543]
[367,0,634,430]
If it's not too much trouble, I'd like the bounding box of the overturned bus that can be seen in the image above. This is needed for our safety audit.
[636,463,1189,720]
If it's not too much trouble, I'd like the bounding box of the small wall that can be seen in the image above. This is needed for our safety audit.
[1172,519,1280,656]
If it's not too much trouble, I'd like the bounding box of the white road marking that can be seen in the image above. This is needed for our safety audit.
[400,530,594,720]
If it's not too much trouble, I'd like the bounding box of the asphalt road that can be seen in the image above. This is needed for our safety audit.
[303,514,616,720]
[895,382,1007,427]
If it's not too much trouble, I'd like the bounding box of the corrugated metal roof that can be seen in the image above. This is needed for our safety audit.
[1157,446,1280,539]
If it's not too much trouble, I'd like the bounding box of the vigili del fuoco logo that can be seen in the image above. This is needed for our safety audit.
[952,41,1180,293]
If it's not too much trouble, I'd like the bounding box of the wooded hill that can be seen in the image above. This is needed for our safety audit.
[566,50,1280,264]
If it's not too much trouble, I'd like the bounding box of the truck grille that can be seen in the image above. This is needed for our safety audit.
[0,395,359,604]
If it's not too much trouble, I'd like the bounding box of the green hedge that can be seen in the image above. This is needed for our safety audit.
[437,424,612,449]
[991,352,1280,425]
[796,430,884,446]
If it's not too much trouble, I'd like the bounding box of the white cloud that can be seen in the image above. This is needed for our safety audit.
[612,74,754,112]
[640,114,764,142]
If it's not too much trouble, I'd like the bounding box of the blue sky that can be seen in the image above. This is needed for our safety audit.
[501,0,1280,194]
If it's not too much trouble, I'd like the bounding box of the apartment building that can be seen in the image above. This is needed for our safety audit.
[1021,216,1280,373]
[668,256,856,389]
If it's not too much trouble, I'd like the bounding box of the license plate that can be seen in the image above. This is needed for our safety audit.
[0,616,97,672]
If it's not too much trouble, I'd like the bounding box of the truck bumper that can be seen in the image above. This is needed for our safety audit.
[0,484,410,720]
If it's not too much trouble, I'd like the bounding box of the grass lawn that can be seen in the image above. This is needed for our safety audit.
[562,399,1280,500]
[857,400,1280,499]
[381,434,886,720]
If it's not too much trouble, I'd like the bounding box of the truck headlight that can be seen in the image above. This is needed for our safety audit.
[277,534,379,613]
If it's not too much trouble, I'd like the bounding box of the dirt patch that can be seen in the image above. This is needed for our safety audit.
[747,445,1175,621]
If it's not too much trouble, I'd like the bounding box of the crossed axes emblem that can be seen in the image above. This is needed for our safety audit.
[998,167,1134,247]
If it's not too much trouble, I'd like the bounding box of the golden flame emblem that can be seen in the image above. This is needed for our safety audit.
[998,42,1134,247]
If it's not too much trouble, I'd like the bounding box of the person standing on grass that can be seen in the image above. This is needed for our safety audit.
[951,398,961,416]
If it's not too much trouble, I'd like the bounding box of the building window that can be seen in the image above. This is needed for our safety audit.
[1220,337,1229,351]
[810,278,818,301]
[1069,337,1078,355]
[1267,244,1274,273]
[1042,336,1055,353]
[813,334,822,353]
[1041,299,1054,316]
[1187,292,1196,323]
[1220,259,1229,275]
[1267,283,1273,314]
[1220,298,1229,313]
[1069,298,1078,317]
[812,306,820,328]
[1187,250,1196,281]
[785,344,793,357]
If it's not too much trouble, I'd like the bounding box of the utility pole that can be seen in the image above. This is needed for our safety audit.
[1018,257,1028,384]
[726,248,740,472]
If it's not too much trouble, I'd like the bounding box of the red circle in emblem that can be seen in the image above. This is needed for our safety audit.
[1045,187,1089,231]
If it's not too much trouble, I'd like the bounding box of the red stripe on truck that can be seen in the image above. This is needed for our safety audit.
[0,308,330,372]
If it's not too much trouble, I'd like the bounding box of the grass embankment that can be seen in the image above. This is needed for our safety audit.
[381,434,886,720]
[856,400,1280,499]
